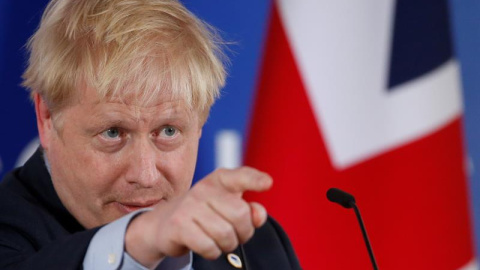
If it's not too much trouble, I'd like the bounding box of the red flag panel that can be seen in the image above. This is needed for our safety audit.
[244,4,475,269]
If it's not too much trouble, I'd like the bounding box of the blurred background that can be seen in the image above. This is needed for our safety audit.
[1,0,479,269]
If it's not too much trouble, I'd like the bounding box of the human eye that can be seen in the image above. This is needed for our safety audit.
[159,126,178,138]
[100,127,123,140]
[92,126,128,152]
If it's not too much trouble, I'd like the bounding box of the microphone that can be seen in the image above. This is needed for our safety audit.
[326,188,356,208]
[326,188,379,270]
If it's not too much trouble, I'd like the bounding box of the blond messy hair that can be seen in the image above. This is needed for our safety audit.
[22,0,227,118]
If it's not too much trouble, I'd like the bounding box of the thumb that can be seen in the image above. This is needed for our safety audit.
[249,202,268,228]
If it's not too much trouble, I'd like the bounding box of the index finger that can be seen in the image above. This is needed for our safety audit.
[214,167,273,194]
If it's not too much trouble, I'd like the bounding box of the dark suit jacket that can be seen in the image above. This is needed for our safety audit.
[0,149,301,269]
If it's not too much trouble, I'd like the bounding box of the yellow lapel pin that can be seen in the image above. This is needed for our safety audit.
[227,253,242,269]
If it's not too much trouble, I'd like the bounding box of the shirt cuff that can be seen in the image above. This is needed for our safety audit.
[83,209,149,270]
[122,252,150,270]
[124,251,192,270]
[157,252,192,270]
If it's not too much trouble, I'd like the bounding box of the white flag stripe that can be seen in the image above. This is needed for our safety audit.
[215,130,242,169]
[458,259,478,270]
[15,137,40,168]
[278,0,462,169]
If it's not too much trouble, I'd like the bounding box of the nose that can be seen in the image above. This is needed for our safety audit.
[125,139,161,188]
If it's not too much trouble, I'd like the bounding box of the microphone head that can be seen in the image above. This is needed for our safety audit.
[326,188,356,208]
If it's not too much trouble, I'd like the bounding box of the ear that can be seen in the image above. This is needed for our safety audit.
[34,93,54,150]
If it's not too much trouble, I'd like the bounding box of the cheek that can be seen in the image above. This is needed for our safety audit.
[73,149,127,193]
[49,135,121,199]
[164,138,200,194]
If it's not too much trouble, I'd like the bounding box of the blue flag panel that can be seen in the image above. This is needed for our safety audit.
[388,0,453,89]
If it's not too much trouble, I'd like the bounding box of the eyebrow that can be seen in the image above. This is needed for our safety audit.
[84,109,193,135]
[84,118,126,135]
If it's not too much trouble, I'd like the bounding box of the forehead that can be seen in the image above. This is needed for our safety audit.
[80,80,174,105]
[68,83,197,121]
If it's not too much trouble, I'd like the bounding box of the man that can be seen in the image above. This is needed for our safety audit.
[0,0,301,269]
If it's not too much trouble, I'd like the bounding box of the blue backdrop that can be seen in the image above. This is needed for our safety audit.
[1,0,480,260]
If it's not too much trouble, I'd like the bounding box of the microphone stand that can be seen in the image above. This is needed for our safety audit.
[351,202,378,270]
[327,188,379,270]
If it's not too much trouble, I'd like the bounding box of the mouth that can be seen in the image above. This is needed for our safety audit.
[114,199,162,213]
